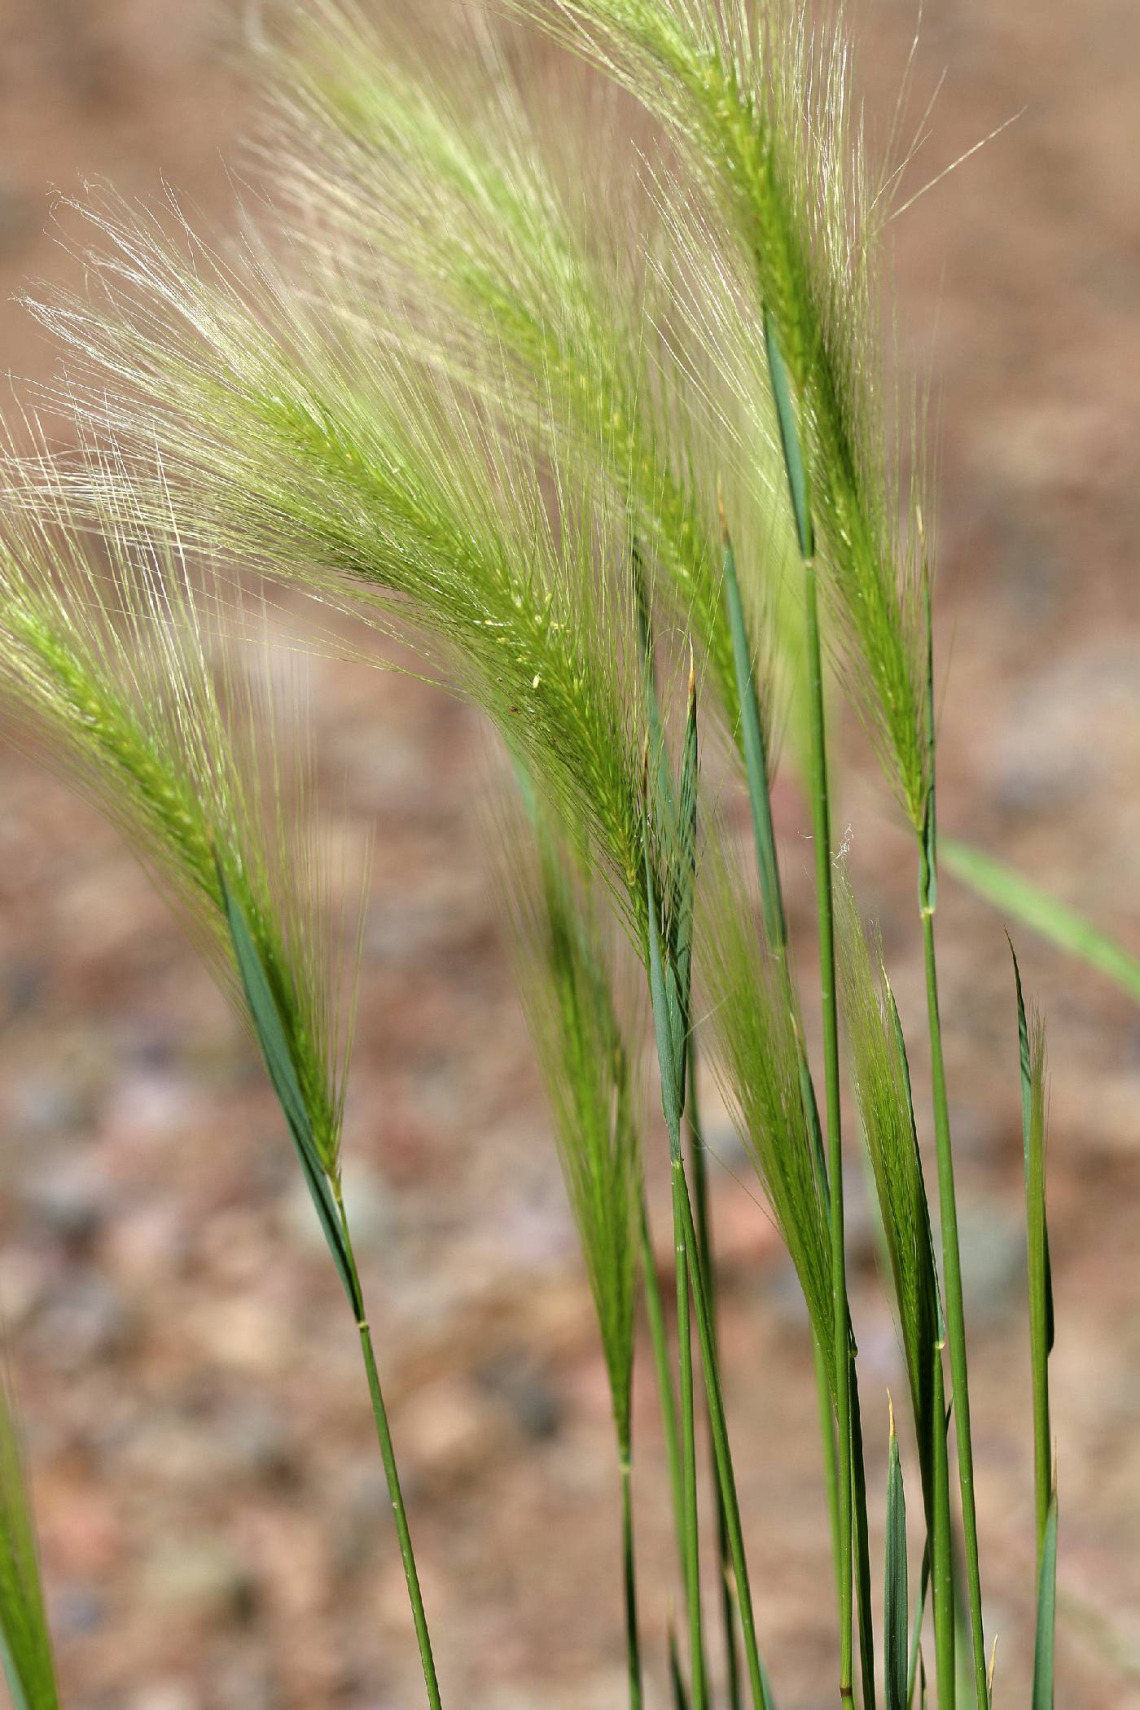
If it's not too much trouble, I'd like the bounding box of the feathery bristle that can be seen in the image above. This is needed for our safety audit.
[0,461,361,1177]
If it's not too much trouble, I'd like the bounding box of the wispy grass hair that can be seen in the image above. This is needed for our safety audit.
[26,195,651,926]
[513,0,933,827]
[0,458,360,1178]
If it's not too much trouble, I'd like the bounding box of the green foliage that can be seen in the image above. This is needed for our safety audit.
[836,877,941,1471]
[884,1405,908,1710]
[700,842,832,1373]
[0,0,1072,1703]
[1011,944,1054,1571]
[947,836,1140,1005]
[0,1370,59,1710]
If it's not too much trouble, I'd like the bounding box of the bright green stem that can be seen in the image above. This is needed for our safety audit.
[802,551,854,1703]
[677,1171,773,1710]
[673,1160,707,1710]
[639,1190,686,1570]
[689,1041,742,1710]
[930,1352,956,1710]
[919,882,988,1710]
[620,1452,643,1710]
[814,1335,843,1636]
[336,1191,442,1710]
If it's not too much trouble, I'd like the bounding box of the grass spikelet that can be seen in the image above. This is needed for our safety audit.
[25,200,650,924]
[264,1,758,743]
[513,0,932,827]
[0,1360,59,1710]
[0,466,448,1707]
[500,797,642,1450]
[699,835,832,1372]
[0,468,358,1195]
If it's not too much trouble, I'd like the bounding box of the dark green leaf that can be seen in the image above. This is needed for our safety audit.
[218,863,361,1316]
[721,527,784,950]
[645,847,683,1157]
[885,1408,909,1710]
[762,315,813,561]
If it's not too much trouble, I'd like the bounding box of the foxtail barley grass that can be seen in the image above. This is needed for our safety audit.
[0,0,1067,1706]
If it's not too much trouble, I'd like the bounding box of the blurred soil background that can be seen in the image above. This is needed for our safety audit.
[0,1,1139,1707]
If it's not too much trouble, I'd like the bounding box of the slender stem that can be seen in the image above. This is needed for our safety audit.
[689,1039,743,1710]
[919,883,988,1710]
[814,1334,843,1635]
[803,552,854,1703]
[337,1190,442,1710]
[930,1349,956,1710]
[673,1159,707,1710]
[639,1189,686,1564]
[677,1168,772,1710]
[620,1450,643,1710]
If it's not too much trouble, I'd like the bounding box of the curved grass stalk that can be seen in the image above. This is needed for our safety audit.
[0,477,443,1707]
[24,207,650,935]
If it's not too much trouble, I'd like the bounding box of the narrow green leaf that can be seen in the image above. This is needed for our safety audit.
[721,526,784,949]
[1010,942,1055,1354]
[218,863,361,1315]
[944,838,1140,1005]
[1011,940,1055,1577]
[762,314,813,561]
[885,1406,909,1710]
[669,1625,693,1710]
[906,1542,931,1710]
[1032,1494,1059,1710]
[645,847,682,1157]
[0,1370,60,1710]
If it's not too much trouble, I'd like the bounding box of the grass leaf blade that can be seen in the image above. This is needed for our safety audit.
[885,1404,908,1710]
[945,838,1140,1004]
[218,862,360,1315]
[0,1368,60,1710]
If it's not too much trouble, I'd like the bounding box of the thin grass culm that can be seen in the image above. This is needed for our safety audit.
[0,0,1073,1704]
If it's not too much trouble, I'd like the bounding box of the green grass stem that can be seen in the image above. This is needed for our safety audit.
[620,1451,643,1710]
[676,1173,772,1710]
[335,1189,444,1710]
[917,867,987,1710]
[688,1037,743,1710]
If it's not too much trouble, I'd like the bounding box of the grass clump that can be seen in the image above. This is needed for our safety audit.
[0,0,1070,1706]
